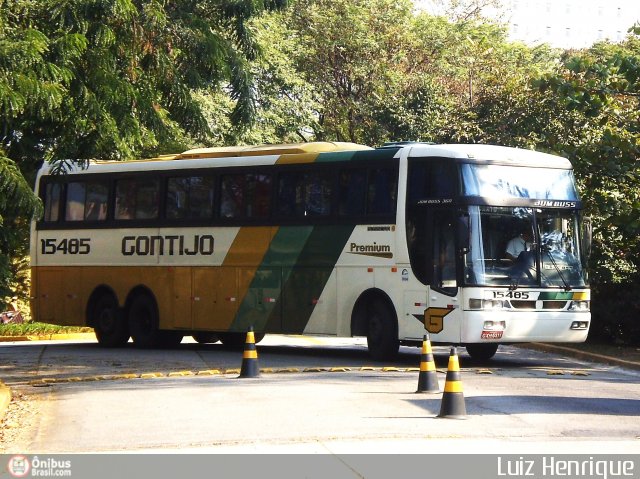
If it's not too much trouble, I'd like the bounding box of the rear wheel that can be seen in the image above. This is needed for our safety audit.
[219,332,246,349]
[466,343,499,360]
[219,331,265,348]
[192,333,219,344]
[366,299,399,361]
[128,293,178,349]
[92,294,129,348]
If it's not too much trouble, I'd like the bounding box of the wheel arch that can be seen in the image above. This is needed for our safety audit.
[351,288,398,337]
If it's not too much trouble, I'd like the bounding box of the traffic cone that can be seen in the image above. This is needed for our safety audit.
[416,335,440,393]
[437,346,467,419]
[238,326,260,378]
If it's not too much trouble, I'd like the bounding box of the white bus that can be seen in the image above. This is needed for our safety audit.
[30,141,591,359]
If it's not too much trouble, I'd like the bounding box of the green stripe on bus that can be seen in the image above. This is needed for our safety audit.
[315,148,399,163]
[539,292,574,300]
[231,226,313,333]
[277,224,356,333]
[231,225,355,333]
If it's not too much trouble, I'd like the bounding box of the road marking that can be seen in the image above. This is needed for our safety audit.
[25,366,458,386]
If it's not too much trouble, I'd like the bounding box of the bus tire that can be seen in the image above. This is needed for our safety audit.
[192,333,219,344]
[366,299,399,361]
[219,331,265,348]
[92,294,129,348]
[219,332,245,349]
[128,293,162,349]
[466,343,499,360]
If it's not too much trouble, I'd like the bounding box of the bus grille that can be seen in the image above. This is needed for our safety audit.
[509,300,568,310]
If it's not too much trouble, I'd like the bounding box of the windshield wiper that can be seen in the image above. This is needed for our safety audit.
[541,245,572,291]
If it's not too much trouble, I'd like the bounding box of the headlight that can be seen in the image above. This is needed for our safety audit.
[469,299,509,310]
[568,300,590,311]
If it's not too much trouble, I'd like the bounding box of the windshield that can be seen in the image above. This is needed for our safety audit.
[464,206,588,289]
[461,164,579,200]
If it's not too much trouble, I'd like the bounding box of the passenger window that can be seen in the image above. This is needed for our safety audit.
[367,168,397,216]
[65,181,108,222]
[277,170,333,218]
[167,176,214,219]
[220,174,245,218]
[338,169,366,216]
[43,183,61,222]
[245,174,272,218]
[115,178,159,220]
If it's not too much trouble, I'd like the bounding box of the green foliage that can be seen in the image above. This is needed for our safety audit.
[0,0,287,304]
[534,34,640,284]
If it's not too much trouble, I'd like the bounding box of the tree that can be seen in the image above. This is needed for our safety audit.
[534,33,640,284]
[0,0,287,305]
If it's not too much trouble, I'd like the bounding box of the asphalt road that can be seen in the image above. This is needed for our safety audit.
[1,335,640,454]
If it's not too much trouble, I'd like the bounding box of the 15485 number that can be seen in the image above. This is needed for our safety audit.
[41,238,91,255]
[492,291,530,300]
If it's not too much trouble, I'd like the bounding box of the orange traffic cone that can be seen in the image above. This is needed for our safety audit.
[437,346,467,419]
[416,335,440,393]
[239,326,260,378]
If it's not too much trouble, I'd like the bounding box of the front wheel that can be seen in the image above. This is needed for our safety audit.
[366,299,399,361]
[465,343,499,360]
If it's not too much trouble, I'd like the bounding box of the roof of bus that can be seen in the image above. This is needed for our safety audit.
[179,141,372,159]
[406,143,573,169]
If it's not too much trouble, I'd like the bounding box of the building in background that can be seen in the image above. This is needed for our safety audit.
[415,0,640,49]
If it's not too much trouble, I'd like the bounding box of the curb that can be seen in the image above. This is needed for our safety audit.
[518,343,640,372]
[0,333,95,343]
[0,380,11,422]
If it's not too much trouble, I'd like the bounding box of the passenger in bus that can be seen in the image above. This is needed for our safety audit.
[505,227,533,261]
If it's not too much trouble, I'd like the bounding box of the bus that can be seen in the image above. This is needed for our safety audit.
[30,141,591,360]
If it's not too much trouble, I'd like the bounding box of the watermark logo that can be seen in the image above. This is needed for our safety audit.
[6,456,72,477]
[7,456,30,478]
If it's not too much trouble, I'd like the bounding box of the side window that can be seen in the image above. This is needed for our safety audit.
[85,183,109,221]
[277,170,333,218]
[220,174,245,218]
[115,178,159,220]
[220,173,272,219]
[167,176,214,219]
[43,183,61,222]
[65,181,108,222]
[408,160,457,202]
[338,169,366,216]
[65,182,86,221]
[245,174,272,218]
[367,167,397,216]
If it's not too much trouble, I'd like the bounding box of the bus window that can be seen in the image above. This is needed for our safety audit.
[245,174,272,218]
[167,176,214,219]
[407,160,457,203]
[64,181,108,222]
[65,182,86,221]
[85,183,108,221]
[220,174,244,218]
[43,183,61,222]
[367,168,397,216]
[115,178,159,220]
[277,170,333,218]
[338,169,366,216]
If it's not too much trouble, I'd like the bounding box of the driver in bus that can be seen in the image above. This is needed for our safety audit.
[505,226,533,261]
